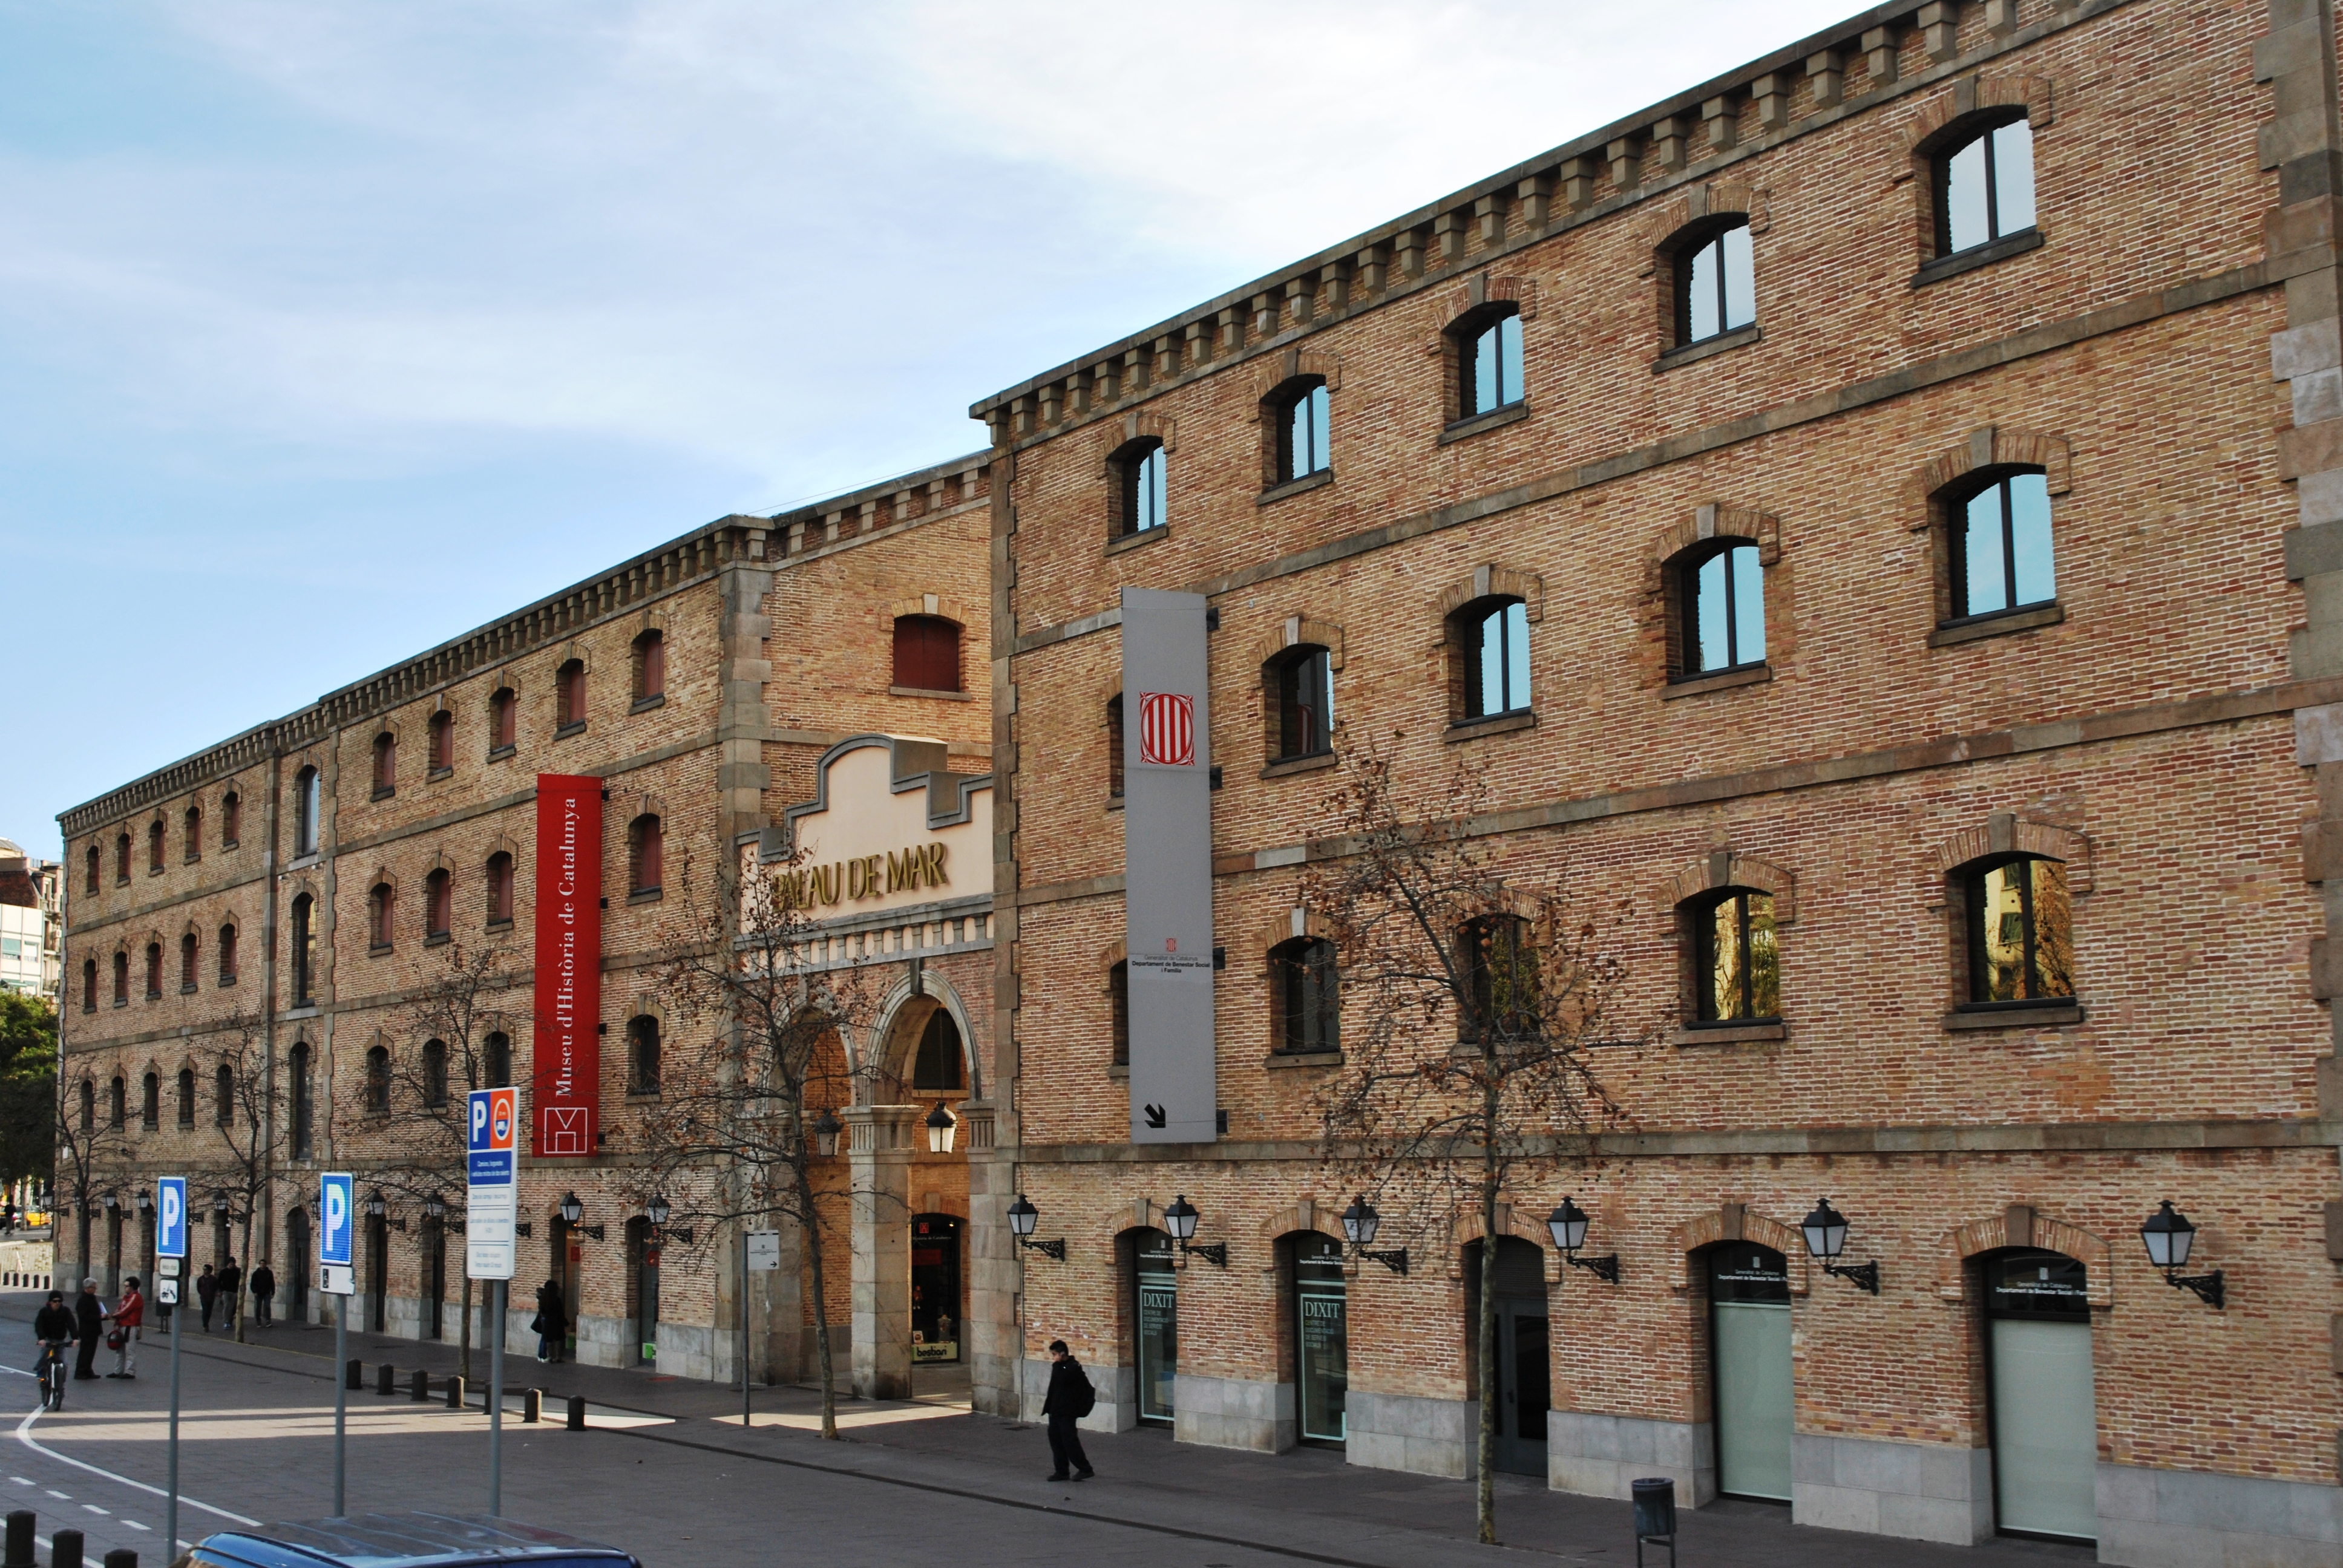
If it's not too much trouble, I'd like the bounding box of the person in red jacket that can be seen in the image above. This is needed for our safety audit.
[105,1276,143,1379]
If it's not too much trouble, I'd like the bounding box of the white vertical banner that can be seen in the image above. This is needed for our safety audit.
[1120,587,1217,1145]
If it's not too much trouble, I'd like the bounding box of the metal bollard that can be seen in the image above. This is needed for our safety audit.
[522,1388,541,1424]
[344,1359,362,1390]
[409,1369,429,1402]
[376,1362,395,1396]
[50,1527,82,1568]
[101,1551,136,1568]
[565,1394,585,1431]
[445,1374,465,1410]
[4,1508,33,1568]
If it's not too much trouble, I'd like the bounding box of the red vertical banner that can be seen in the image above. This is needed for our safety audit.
[532,774,603,1157]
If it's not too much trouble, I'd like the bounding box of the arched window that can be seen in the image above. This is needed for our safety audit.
[221,791,241,848]
[425,869,452,940]
[422,1039,450,1108]
[1270,937,1339,1054]
[1946,469,2056,622]
[368,883,395,952]
[1677,540,1767,678]
[1268,377,1331,484]
[1690,889,1780,1022]
[628,815,663,898]
[1113,437,1168,538]
[486,852,515,926]
[1106,694,1126,803]
[215,1062,235,1127]
[179,932,198,993]
[490,687,517,753]
[1455,597,1532,720]
[114,832,130,884]
[176,1068,195,1128]
[911,1009,964,1091]
[428,711,454,774]
[632,630,666,704]
[484,1031,512,1089]
[141,1072,160,1131]
[109,1075,126,1128]
[81,957,97,1013]
[148,820,165,872]
[84,843,99,895]
[626,1016,661,1095]
[1461,915,1537,1041]
[1453,305,1524,421]
[1961,854,2074,1008]
[290,892,316,1004]
[144,942,163,999]
[1938,116,2036,258]
[289,1041,311,1155]
[112,950,128,1007]
[1109,959,1130,1068]
[364,1046,391,1115]
[218,923,238,985]
[78,1079,94,1132]
[1675,218,1757,346]
[1267,645,1334,762]
[371,732,396,797]
[293,766,320,857]
[183,804,202,863]
[556,659,587,731]
[892,616,962,693]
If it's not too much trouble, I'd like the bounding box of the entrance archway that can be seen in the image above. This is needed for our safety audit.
[1984,1248,2096,1541]
[627,1217,660,1365]
[1708,1241,1794,1501]
[911,1214,961,1364]
[1464,1236,1549,1477]
[285,1208,310,1321]
[1130,1227,1177,1425]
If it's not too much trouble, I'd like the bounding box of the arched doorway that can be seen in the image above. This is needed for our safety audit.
[1708,1241,1794,1501]
[285,1208,310,1322]
[1984,1249,2096,1541]
[424,1221,446,1339]
[1132,1227,1177,1425]
[627,1217,660,1365]
[1291,1232,1347,1446]
[551,1217,582,1362]
[911,1214,961,1364]
[1464,1235,1548,1477]
[366,1214,388,1333]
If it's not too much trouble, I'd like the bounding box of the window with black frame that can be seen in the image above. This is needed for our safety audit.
[290,893,315,1003]
[1678,220,1756,346]
[1938,117,2036,257]
[1271,937,1339,1054]
[1456,307,1523,420]
[1948,470,2056,621]
[1270,646,1333,762]
[1679,540,1766,677]
[1691,890,1780,1023]
[1460,598,1531,720]
[1116,438,1168,537]
[1963,854,2074,1008]
[1274,378,1331,483]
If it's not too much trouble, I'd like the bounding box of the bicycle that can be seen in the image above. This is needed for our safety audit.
[36,1339,68,1411]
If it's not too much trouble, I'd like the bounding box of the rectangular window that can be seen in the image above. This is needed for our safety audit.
[1955,473,2056,618]
[1129,447,1167,533]
[1277,650,1333,759]
[1286,384,1331,480]
[1942,120,2036,255]
[1474,602,1532,717]
[1466,314,1524,418]
[1685,224,1757,345]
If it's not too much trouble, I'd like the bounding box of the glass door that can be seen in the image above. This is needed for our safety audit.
[1710,1244,1794,1501]
[1134,1229,1176,1424]
[911,1215,962,1364]
[1493,1298,1550,1475]
[1988,1250,2097,1541]
[1294,1233,1347,1444]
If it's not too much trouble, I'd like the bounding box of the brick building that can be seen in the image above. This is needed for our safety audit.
[54,452,994,1385]
[975,0,2343,1560]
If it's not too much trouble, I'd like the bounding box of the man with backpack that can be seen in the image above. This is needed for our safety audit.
[1041,1339,1096,1482]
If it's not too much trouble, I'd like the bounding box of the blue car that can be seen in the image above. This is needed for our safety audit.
[189,1513,640,1568]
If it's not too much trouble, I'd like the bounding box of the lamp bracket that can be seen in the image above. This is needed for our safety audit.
[1823,1259,1881,1295]
[1018,1236,1067,1262]
[660,1227,694,1246]
[1180,1240,1229,1268]
[1357,1247,1409,1276]
[580,1224,606,1241]
[1566,1252,1621,1284]
[2164,1267,2224,1310]
[390,1218,407,1234]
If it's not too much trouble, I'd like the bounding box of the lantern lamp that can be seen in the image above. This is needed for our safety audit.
[925,1102,957,1155]
[813,1110,842,1157]
[1006,1194,1064,1261]
[1340,1194,1407,1275]
[1159,1195,1225,1267]
[2140,1201,2224,1309]
[1544,1197,1620,1284]
[558,1191,583,1225]
[1799,1197,1880,1295]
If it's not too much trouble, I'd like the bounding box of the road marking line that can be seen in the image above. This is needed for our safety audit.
[16,1399,258,1526]
[123,1520,149,1531]
[42,1489,66,1498]
[82,1505,105,1515]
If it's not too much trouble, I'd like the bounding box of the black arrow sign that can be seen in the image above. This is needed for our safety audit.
[1143,1103,1167,1129]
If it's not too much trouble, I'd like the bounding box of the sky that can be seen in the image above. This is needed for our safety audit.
[4,0,1863,859]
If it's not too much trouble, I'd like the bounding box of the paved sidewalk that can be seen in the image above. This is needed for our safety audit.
[120,1298,2096,1568]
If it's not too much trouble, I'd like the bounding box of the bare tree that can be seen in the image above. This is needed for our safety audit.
[1303,747,1651,1546]
[206,1017,289,1344]
[628,846,882,1439]
[54,1066,128,1289]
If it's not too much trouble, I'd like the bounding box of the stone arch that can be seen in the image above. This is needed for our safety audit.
[1100,938,1127,971]
[867,966,982,1100]
[1659,851,1799,924]
[1247,347,1346,415]
[1939,1204,2112,1307]
[1259,1195,1346,1245]
[1446,1202,1562,1283]
[1924,812,2094,906]
[1640,180,1771,260]
[370,717,403,746]
[1432,270,1542,335]
[1648,502,1783,575]
[1665,1203,1811,1294]
[1435,563,1545,627]
[1909,426,2074,518]
[1899,71,2056,160]
[785,1002,862,1101]
[1096,410,1178,474]
[1249,614,1346,672]
[884,592,970,631]
[1256,906,1336,959]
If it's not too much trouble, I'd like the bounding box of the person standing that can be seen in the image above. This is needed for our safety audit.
[534,1278,566,1364]
[1041,1339,1096,1482]
[105,1276,143,1378]
[195,1263,219,1331]
[249,1260,276,1328]
[215,1256,242,1334]
[71,1279,103,1381]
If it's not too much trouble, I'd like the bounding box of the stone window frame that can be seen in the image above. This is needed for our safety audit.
[1642,182,1770,369]
[626,795,666,903]
[624,998,667,1100]
[484,835,522,930]
[362,1036,393,1118]
[141,933,164,1001]
[177,922,200,995]
[885,592,972,699]
[1434,564,1546,739]
[146,816,166,875]
[182,800,203,864]
[487,676,519,759]
[1252,615,1346,777]
[422,851,456,945]
[1648,503,1783,696]
[425,700,457,779]
[553,643,591,736]
[1660,851,1798,1044]
[1910,426,2073,645]
[1256,907,1342,1066]
[1429,272,1538,435]
[217,916,239,986]
[1938,1204,2112,1308]
[1250,348,1343,498]
[1924,812,2092,1028]
[1098,411,1178,549]
[365,868,399,956]
[629,607,669,711]
[1664,1203,1813,1295]
[114,829,131,885]
[369,722,399,802]
[1898,72,2056,286]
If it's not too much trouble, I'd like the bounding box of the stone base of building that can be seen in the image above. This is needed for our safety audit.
[1791,1434,1992,1545]
[1549,1413,1716,1506]
[2095,1461,2343,1568]
[1345,1391,1476,1480]
[1172,1374,1293,1452]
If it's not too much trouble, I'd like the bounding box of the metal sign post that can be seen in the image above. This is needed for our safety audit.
[467,1089,518,1516]
[318,1173,356,1517]
[155,1178,186,1556]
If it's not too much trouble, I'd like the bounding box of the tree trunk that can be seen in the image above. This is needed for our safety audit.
[1476,1136,1499,1546]
[235,1211,253,1344]
[798,1161,838,1439]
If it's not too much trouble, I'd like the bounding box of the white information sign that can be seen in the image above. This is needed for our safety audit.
[746,1231,781,1273]
[467,1087,519,1281]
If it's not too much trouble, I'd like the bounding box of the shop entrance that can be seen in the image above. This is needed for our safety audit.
[628,1218,660,1365]
[1987,1250,2097,1541]
[1293,1233,1347,1445]
[1710,1243,1794,1501]
[911,1214,961,1365]
[1133,1229,1177,1425]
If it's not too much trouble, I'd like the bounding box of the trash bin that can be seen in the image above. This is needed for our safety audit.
[1631,1477,1676,1567]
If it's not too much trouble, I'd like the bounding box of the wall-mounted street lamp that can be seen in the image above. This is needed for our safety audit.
[1006,1194,1064,1261]
[926,1103,957,1154]
[813,1110,842,1158]
[422,1192,446,1222]
[102,1192,119,1214]
[134,1189,154,1217]
[2140,1200,2224,1309]
[1545,1197,1620,1284]
[559,1191,604,1241]
[364,1190,386,1220]
[1162,1195,1227,1267]
[1339,1195,1408,1275]
[647,1194,692,1246]
[1800,1197,1880,1295]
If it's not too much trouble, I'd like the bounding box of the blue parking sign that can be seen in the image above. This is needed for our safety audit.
[155,1177,186,1259]
[320,1172,355,1268]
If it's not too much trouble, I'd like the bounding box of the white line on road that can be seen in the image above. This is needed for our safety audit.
[82,1505,107,1515]
[42,1489,65,1499]
[16,1397,259,1527]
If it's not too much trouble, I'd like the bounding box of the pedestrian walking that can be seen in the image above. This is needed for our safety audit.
[249,1261,276,1328]
[105,1276,142,1378]
[71,1279,102,1381]
[1041,1339,1096,1481]
[533,1278,566,1363]
[195,1263,218,1331]
[216,1257,242,1333]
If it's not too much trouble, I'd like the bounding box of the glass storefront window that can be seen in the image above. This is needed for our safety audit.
[1986,1250,2096,1541]
[1135,1229,1177,1425]
[1709,1244,1793,1502]
[1294,1233,1348,1444]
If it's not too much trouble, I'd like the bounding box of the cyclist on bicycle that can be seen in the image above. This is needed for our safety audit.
[31,1290,73,1408]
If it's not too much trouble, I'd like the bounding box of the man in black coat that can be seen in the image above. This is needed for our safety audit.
[71,1280,103,1380]
[1041,1339,1095,1482]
